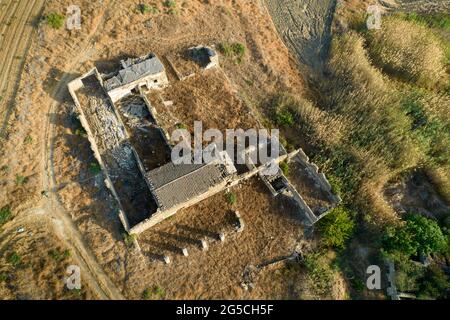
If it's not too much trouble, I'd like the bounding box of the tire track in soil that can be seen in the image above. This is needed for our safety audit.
[0,0,44,135]
[42,0,125,300]
[263,0,336,74]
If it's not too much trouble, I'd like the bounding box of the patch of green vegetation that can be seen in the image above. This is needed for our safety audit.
[44,12,65,29]
[74,128,87,137]
[218,42,246,63]
[399,12,450,30]
[383,214,447,257]
[23,135,32,145]
[142,285,166,300]
[15,174,28,186]
[0,165,9,173]
[123,233,136,248]
[138,3,159,14]
[89,162,102,175]
[48,249,71,262]
[175,122,187,130]
[417,265,449,299]
[163,0,176,8]
[401,90,450,166]
[226,192,236,205]
[274,109,295,127]
[279,161,289,176]
[317,206,355,249]
[303,252,334,296]
[0,205,12,226]
[0,272,8,282]
[8,252,22,268]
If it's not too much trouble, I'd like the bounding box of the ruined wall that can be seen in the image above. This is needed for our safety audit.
[107,71,169,103]
[294,148,342,216]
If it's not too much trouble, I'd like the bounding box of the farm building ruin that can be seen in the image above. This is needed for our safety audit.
[68,50,340,235]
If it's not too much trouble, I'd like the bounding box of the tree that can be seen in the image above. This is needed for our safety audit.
[317,206,355,249]
[383,214,447,257]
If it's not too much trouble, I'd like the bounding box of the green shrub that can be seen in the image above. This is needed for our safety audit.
[138,4,159,14]
[8,252,21,268]
[44,12,65,29]
[163,0,176,8]
[49,249,71,262]
[15,174,28,185]
[275,109,295,127]
[23,135,32,145]
[317,206,355,249]
[279,161,289,176]
[218,42,246,63]
[226,192,236,205]
[0,273,7,282]
[417,265,449,299]
[383,214,447,257]
[123,233,136,248]
[303,252,334,296]
[89,162,102,175]
[400,12,450,30]
[0,205,12,226]
[142,285,166,300]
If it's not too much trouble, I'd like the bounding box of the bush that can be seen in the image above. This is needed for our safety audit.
[226,192,236,205]
[417,265,449,299]
[8,252,21,268]
[279,161,289,176]
[383,214,447,257]
[89,162,102,175]
[0,205,12,226]
[49,249,71,262]
[218,42,246,63]
[123,233,136,248]
[45,12,65,29]
[138,4,159,14]
[303,252,334,296]
[317,206,355,249]
[275,109,295,127]
[163,0,176,8]
[15,174,28,186]
[366,17,447,88]
[142,285,166,300]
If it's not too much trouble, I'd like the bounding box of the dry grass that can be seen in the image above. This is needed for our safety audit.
[367,17,448,89]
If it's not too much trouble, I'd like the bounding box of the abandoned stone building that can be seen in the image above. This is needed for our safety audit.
[103,53,169,102]
[68,49,340,235]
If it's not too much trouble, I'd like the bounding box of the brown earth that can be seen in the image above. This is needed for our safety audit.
[0,0,348,299]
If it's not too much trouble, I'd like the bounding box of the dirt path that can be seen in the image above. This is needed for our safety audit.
[396,0,450,13]
[0,0,45,135]
[263,0,336,73]
[0,0,124,299]
[39,1,126,300]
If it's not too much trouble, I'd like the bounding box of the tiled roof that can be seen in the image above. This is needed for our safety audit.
[145,162,228,210]
[104,55,165,91]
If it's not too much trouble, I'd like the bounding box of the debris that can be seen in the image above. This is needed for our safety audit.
[163,255,171,264]
[181,248,189,257]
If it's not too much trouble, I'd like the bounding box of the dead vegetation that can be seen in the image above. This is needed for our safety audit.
[366,17,448,88]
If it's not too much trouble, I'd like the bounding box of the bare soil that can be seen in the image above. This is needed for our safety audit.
[0,0,346,300]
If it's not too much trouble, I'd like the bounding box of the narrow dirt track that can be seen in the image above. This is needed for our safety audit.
[263,0,336,73]
[0,0,124,299]
[40,0,125,300]
[0,0,45,134]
